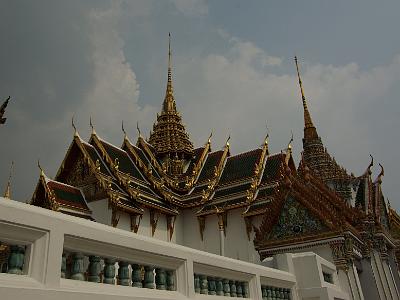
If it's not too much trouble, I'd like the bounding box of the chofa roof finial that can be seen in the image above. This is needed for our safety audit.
[3,161,14,199]
[71,115,78,137]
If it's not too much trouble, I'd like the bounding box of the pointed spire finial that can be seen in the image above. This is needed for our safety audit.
[162,32,176,113]
[295,56,318,140]
[3,161,14,199]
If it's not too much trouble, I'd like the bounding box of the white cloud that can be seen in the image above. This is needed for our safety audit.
[174,36,400,181]
[81,3,158,144]
[170,0,208,17]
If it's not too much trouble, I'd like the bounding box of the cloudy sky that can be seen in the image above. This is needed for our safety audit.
[1,0,400,209]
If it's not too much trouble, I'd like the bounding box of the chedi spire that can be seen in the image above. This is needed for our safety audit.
[294,56,318,141]
[148,34,193,175]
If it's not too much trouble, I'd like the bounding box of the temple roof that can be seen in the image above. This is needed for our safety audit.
[295,57,353,198]
[31,170,93,220]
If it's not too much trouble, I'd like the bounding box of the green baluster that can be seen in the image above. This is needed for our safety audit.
[71,252,85,281]
[61,252,66,278]
[144,266,155,289]
[88,256,101,282]
[242,282,249,298]
[118,261,130,286]
[7,245,24,275]
[223,278,230,296]
[271,287,277,300]
[236,281,243,297]
[131,264,142,287]
[285,289,291,300]
[194,273,200,293]
[200,275,208,294]
[230,280,237,297]
[267,287,273,300]
[279,288,285,299]
[208,276,216,295]
[103,258,116,284]
[166,270,175,291]
[155,268,166,290]
[261,285,267,300]
[215,277,223,296]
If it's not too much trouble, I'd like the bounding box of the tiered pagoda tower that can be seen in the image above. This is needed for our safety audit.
[295,57,353,201]
[148,34,193,176]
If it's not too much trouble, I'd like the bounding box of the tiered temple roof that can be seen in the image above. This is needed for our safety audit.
[148,34,193,166]
[27,46,398,263]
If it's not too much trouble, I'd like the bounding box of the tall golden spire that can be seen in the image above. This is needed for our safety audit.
[148,33,193,169]
[163,32,177,113]
[3,161,14,199]
[294,56,318,140]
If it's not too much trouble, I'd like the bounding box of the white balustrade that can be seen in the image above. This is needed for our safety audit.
[0,198,297,300]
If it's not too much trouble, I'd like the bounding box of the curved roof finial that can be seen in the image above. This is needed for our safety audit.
[366,154,374,175]
[287,130,294,150]
[71,115,78,137]
[264,122,270,145]
[136,121,142,138]
[208,130,213,144]
[89,116,96,135]
[3,161,14,199]
[122,120,127,138]
[38,159,45,177]
[225,135,231,148]
[377,163,384,183]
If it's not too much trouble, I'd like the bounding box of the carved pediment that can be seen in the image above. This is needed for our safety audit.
[268,196,328,241]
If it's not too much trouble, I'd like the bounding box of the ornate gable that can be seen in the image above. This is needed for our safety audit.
[269,196,328,240]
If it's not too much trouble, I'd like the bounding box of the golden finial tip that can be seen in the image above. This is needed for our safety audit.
[122,120,127,138]
[136,121,142,137]
[37,159,44,176]
[71,115,78,137]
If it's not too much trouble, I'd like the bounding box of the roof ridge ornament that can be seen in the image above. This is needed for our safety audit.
[89,116,96,135]
[0,96,11,125]
[71,115,79,137]
[38,159,45,177]
[377,163,384,184]
[136,121,142,138]
[122,120,127,139]
[3,161,14,199]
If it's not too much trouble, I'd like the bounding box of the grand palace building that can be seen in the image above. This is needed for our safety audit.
[2,36,400,300]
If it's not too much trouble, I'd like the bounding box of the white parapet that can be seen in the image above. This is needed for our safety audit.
[0,198,297,300]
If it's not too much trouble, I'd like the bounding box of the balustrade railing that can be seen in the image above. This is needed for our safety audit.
[194,273,249,297]
[0,243,26,275]
[62,251,176,290]
[260,285,291,300]
[0,199,297,300]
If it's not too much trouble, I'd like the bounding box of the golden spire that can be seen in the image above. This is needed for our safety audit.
[3,161,14,199]
[294,56,318,140]
[148,33,193,163]
[163,33,177,113]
